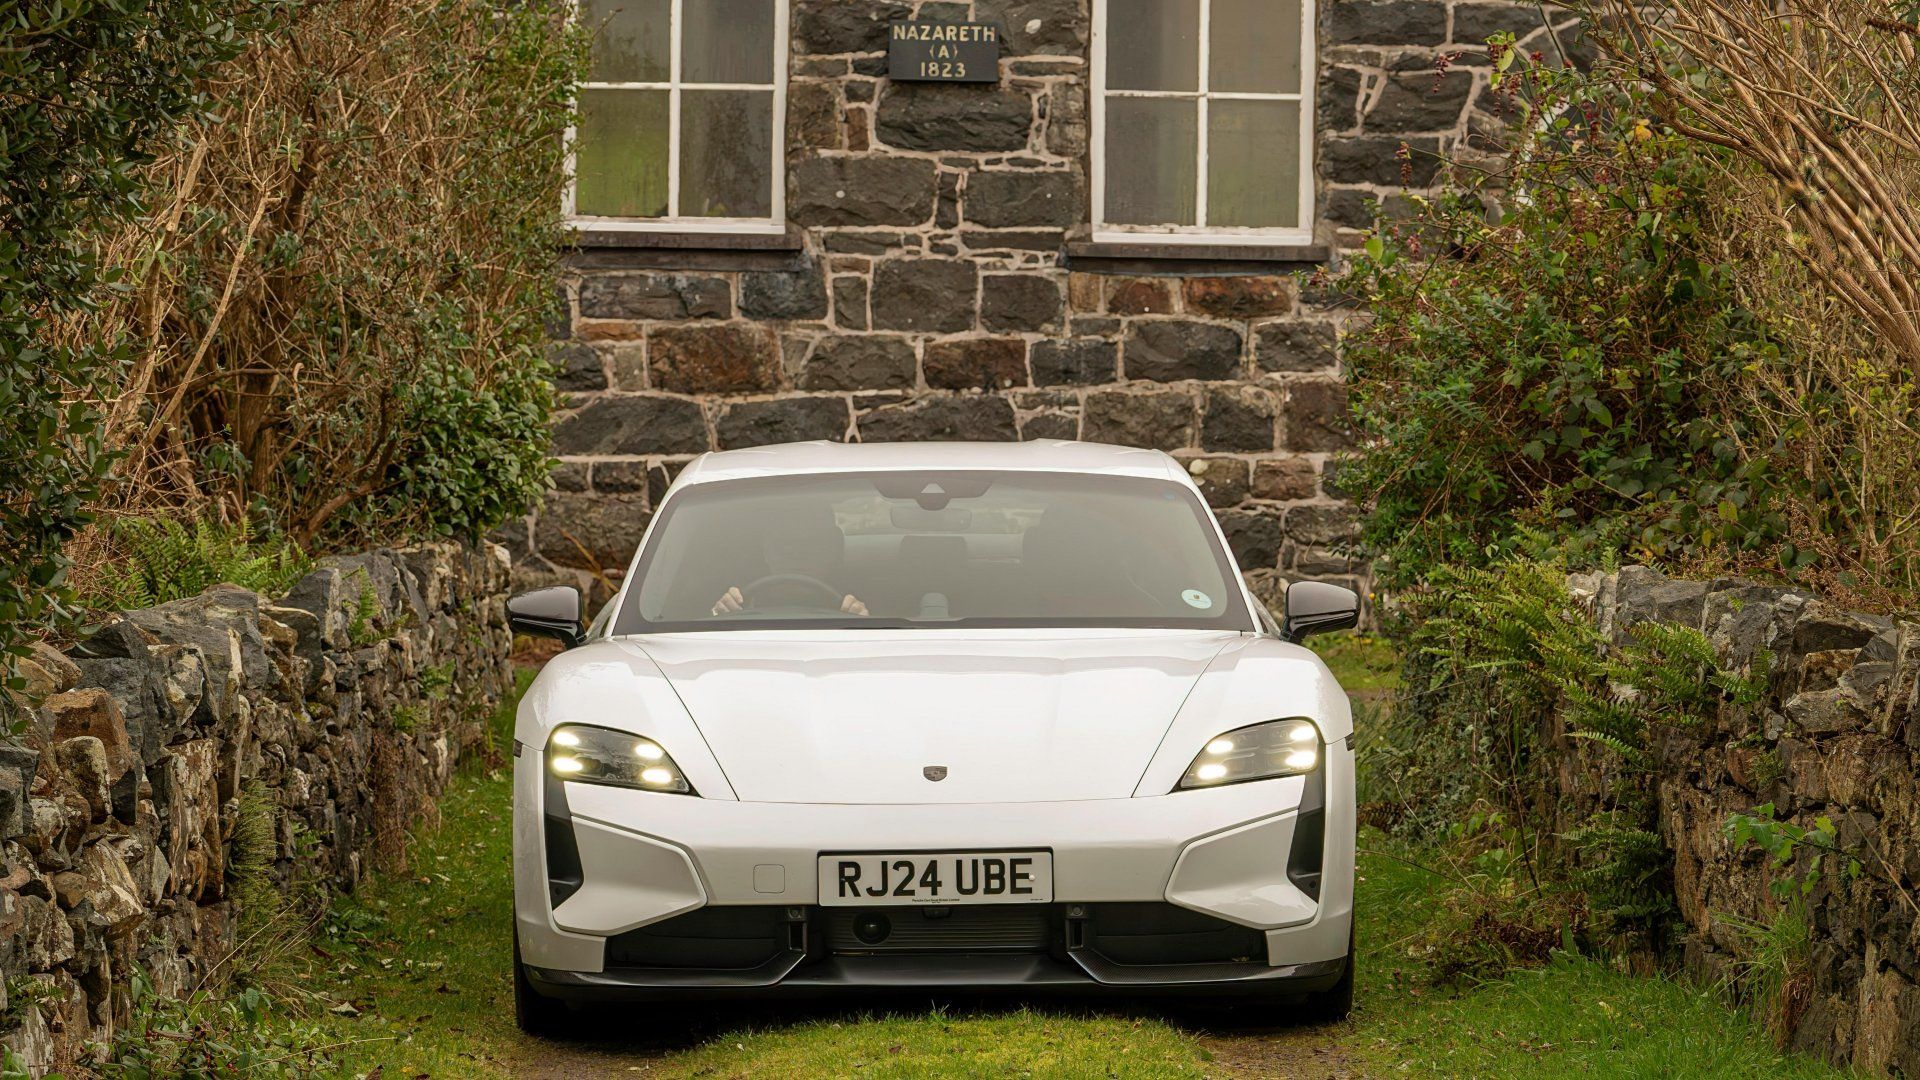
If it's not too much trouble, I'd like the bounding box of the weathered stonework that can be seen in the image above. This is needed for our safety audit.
[0,544,513,1074]
[519,0,1577,603]
[1566,567,1920,1076]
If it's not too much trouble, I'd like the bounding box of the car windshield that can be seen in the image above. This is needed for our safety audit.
[614,470,1252,632]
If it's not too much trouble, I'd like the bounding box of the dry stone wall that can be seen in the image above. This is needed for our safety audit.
[508,0,1584,610]
[1568,567,1920,1075]
[0,543,513,1075]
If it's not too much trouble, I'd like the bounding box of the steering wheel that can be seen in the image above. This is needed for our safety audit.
[741,573,843,610]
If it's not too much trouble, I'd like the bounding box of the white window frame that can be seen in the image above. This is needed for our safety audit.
[1089,0,1315,245]
[564,0,790,235]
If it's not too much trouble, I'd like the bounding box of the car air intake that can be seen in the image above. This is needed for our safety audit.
[542,775,583,909]
[1078,903,1267,965]
[606,907,798,970]
[1286,765,1326,900]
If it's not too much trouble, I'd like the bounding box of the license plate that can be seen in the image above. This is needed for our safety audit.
[817,851,1052,906]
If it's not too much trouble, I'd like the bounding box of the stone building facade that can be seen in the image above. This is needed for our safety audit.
[511,0,1580,606]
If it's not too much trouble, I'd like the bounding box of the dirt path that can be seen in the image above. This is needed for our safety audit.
[1197,1028,1359,1079]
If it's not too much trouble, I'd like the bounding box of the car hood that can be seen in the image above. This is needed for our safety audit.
[622,630,1241,804]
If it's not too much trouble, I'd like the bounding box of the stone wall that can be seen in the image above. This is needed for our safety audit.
[1568,567,1920,1075]
[0,543,513,1074]
[506,0,1584,609]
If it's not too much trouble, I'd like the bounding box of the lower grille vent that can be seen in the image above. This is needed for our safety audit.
[827,906,1050,954]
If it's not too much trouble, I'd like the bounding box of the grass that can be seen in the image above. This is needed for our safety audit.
[1311,633,1399,696]
[1353,957,1851,1078]
[280,656,1855,1079]
[1347,834,1854,1079]
[645,1012,1216,1079]
[283,670,530,1077]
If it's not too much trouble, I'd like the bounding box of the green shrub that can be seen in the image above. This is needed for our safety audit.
[1336,57,1789,590]
[345,351,559,547]
[0,0,260,707]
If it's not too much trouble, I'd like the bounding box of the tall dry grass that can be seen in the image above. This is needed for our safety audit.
[57,0,580,571]
[1580,0,1920,374]
[1562,0,1920,608]
[1717,251,1920,608]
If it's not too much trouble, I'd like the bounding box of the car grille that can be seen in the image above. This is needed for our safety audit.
[826,905,1051,954]
[599,903,1270,971]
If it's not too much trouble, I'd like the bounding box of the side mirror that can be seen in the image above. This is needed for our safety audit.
[1281,581,1360,643]
[507,586,584,648]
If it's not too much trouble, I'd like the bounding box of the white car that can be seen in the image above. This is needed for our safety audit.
[507,441,1360,1032]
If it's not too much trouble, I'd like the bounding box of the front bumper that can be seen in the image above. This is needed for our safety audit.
[512,742,1355,996]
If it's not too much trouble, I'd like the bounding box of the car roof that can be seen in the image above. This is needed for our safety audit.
[673,440,1193,488]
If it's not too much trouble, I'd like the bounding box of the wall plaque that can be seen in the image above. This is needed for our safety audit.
[887,21,1001,83]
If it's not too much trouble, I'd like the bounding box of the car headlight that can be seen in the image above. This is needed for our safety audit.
[1176,718,1321,791]
[546,724,695,795]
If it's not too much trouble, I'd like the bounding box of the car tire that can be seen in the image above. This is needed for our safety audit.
[513,934,574,1038]
[1301,926,1356,1023]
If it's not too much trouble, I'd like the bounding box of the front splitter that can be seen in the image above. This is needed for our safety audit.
[527,950,1347,1002]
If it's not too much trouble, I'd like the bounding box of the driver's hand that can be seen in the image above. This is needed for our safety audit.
[711,587,745,615]
[841,594,869,617]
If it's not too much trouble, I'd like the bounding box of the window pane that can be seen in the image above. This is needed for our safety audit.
[575,89,671,217]
[680,90,773,218]
[684,0,775,84]
[580,0,670,82]
[1210,0,1300,93]
[1207,100,1300,228]
[1106,0,1199,92]
[1104,97,1197,225]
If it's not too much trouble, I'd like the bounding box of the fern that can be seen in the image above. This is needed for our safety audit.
[1563,811,1673,928]
[82,516,312,611]
[346,575,382,646]
[1566,728,1650,765]
[1621,622,1723,720]
[418,663,454,698]
[1713,648,1774,708]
